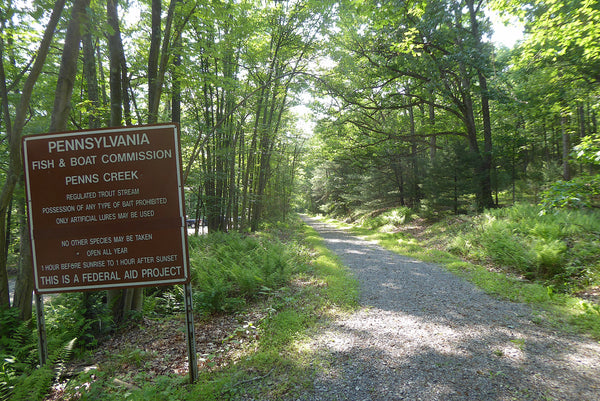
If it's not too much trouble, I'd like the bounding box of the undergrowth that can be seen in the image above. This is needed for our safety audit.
[356,207,413,231]
[334,203,600,339]
[1,292,91,401]
[36,217,358,400]
[445,204,600,290]
[181,220,358,400]
[189,231,294,315]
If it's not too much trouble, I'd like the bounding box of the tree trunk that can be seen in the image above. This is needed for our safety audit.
[81,17,102,329]
[561,114,571,180]
[408,100,420,207]
[12,186,33,320]
[12,0,88,318]
[148,0,179,124]
[0,36,13,304]
[120,41,132,126]
[107,0,122,127]
[82,26,100,129]
[466,0,494,211]
[49,0,89,132]
[3,198,12,268]
[147,0,161,124]
[171,42,181,124]
[106,0,144,323]
[453,170,458,215]
[578,103,585,139]
[0,0,66,310]
[242,86,263,231]
[429,100,436,161]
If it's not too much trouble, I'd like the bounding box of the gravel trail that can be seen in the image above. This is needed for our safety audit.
[296,216,600,401]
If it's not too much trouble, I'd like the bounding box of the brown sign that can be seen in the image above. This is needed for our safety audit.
[22,124,189,293]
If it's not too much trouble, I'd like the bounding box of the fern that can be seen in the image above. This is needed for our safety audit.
[12,322,38,370]
[10,364,54,401]
[0,309,38,401]
[54,338,77,382]
[0,357,16,401]
[9,337,77,401]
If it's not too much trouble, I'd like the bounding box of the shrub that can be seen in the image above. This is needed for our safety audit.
[533,239,567,277]
[359,207,413,230]
[445,204,600,288]
[540,174,600,212]
[478,223,535,275]
[189,232,295,314]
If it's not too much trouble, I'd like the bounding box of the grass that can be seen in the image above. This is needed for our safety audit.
[446,204,600,283]
[15,205,600,400]
[186,222,359,400]
[321,204,600,340]
[46,218,359,401]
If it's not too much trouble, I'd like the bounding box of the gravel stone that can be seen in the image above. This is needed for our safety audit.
[294,216,600,401]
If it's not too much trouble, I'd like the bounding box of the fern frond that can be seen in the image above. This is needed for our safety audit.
[53,338,77,382]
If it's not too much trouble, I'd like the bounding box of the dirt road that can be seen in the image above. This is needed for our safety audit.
[296,216,600,401]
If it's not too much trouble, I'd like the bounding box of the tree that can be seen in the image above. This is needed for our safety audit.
[489,0,599,208]
[309,0,498,214]
[14,0,90,322]
[0,0,66,311]
[496,0,600,84]
[0,0,331,318]
[176,0,331,232]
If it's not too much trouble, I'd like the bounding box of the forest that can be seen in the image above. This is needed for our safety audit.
[1,0,599,399]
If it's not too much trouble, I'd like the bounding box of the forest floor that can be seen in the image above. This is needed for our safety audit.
[45,217,600,400]
[46,310,262,399]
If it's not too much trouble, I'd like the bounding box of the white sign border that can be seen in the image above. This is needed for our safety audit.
[22,123,189,293]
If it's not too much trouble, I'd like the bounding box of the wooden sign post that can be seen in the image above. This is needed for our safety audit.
[22,123,198,382]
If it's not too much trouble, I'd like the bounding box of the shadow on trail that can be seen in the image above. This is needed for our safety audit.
[298,216,600,401]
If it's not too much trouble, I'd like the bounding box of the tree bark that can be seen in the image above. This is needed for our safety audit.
[82,27,100,129]
[107,0,122,127]
[106,0,144,323]
[120,39,132,126]
[466,0,494,211]
[105,2,122,320]
[148,0,180,124]
[79,5,104,328]
[0,0,66,310]
[49,0,90,133]
[429,100,436,161]
[171,39,181,124]
[561,114,571,180]
[408,99,420,207]
[147,0,161,124]
[0,37,13,278]
[11,0,88,318]
[13,186,33,320]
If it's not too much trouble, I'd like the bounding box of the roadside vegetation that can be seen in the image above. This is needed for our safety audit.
[2,0,599,399]
[1,218,358,401]
[3,204,600,400]
[328,204,600,339]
